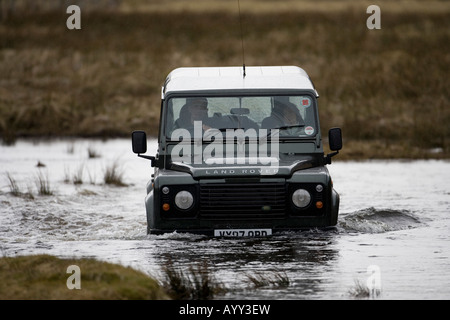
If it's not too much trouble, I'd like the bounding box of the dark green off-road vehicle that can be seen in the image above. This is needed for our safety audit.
[132,66,342,236]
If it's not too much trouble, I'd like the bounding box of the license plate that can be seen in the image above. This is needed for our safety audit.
[214,229,272,237]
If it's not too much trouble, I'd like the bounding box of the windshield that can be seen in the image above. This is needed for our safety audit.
[165,95,318,140]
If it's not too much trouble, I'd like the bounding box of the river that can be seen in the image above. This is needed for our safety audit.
[1,138,449,299]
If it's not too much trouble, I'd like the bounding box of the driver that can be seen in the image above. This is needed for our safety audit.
[261,99,305,136]
[174,98,212,132]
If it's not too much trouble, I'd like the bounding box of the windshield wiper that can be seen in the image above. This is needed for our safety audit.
[216,127,241,132]
[274,124,305,130]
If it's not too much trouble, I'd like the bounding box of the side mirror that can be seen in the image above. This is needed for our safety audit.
[132,131,157,166]
[329,127,342,151]
[132,131,147,154]
[324,128,342,164]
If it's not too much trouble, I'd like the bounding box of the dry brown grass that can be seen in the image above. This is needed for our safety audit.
[119,0,449,14]
[0,1,449,158]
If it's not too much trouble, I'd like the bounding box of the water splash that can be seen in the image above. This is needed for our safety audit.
[338,207,422,233]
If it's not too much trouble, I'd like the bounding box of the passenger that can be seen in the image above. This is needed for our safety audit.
[174,98,212,131]
[261,99,305,136]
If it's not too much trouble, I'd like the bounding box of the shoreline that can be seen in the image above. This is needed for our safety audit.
[3,136,449,161]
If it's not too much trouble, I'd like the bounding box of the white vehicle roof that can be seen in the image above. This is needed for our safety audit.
[162,66,318,98]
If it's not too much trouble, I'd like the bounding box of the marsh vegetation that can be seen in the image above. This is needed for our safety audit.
[0,253,295,300]
[0,0,448,158]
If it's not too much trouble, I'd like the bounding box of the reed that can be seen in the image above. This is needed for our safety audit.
[245,270,290,288]
[87,145,100,159]
[6,172,20,196]
[348,276,382,298]
[35,170,53,196]
[103,159,126,186]
[72,164,84,185]
[160,258,225,300]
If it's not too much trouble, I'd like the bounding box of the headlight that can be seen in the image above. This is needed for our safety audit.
[292,189,311,208]
[174,191,194,210]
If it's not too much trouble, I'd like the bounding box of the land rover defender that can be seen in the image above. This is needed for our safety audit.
[132,66,342,236]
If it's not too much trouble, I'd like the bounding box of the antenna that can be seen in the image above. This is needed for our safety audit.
[237,0,246,78]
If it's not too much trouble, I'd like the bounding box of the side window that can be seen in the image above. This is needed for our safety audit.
[172,98,187,122]
[165,98,186,137]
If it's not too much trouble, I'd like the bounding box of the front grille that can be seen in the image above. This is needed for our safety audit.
[199,183,287,220]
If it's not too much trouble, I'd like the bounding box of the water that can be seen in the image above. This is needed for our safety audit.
[1,139,449,299]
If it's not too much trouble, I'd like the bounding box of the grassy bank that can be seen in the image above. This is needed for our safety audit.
[0,1,449,158]
[0,254,292,300]
[0,254,168,299]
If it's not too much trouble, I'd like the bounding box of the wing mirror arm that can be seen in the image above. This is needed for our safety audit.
[324,151,339,165]
[137,154,156,166]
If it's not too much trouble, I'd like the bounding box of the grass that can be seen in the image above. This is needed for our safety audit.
[0,254,168,299]
[103,159,127,186]
[6,172,20,196]
[72,164,84,185]
[35,170,53,195]
[7,170,54,197]
[160,258,225,300]
[0,1,448,159]
[5,172,35,199]
[87,145,101,159]
[0,254,291,300]
[0,254,226,300]
[246,270,290,288]
[348,278,381,299]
